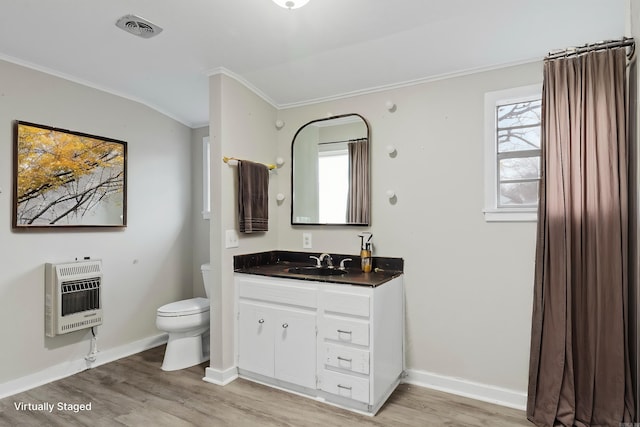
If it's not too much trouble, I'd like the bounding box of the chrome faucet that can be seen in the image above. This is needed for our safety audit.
[319,253,333,267]
[339,258,353,269]
[309,255,321,267]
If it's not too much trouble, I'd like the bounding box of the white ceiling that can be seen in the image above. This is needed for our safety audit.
[0,0,627,128]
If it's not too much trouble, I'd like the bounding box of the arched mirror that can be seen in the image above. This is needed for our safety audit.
[291,113,370,226]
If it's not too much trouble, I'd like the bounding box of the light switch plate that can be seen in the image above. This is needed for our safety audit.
[225,229,239,248]
[302,232,312,249]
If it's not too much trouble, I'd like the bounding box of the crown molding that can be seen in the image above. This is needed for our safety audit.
[0,53,195,128]
[206,67,279,109]
[277,57,542,110]
[206,58,540,112]
[2,51,541,129]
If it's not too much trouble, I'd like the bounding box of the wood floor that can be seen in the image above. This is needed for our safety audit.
[0,345,531,426]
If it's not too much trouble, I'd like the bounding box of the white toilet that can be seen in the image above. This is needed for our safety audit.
[156,263,211,371]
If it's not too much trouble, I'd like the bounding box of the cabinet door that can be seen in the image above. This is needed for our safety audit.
[274,309,317,389]
[238,302,274,377]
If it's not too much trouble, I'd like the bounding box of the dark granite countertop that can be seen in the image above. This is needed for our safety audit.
[234,250,403,287]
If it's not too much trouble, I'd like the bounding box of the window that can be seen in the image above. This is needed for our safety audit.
[202,136,210,220]
[484,84,542,222]
[318,144,348,223]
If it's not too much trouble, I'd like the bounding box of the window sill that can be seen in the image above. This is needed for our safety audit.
[483,208,537,222]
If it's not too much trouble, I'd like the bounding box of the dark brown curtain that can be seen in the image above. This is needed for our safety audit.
[346,138,369,223]
[527,48,635,426]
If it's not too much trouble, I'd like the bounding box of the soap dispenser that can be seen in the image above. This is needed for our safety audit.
[358,233,373,273]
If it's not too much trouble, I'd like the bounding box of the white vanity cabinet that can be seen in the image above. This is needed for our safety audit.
[318,277,404,414]
[236,275,318,390]
[238,302,317,388]
[235,273,403,415]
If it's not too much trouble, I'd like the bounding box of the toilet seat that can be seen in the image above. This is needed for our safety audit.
[157,297,209,317]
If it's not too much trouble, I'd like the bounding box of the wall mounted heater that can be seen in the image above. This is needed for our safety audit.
[45,260,103,337]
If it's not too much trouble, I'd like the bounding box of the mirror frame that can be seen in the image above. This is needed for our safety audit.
[290,113,370,226]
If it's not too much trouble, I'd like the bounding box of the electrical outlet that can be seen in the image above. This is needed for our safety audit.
[225,229,239,248]
[302,232,312,249]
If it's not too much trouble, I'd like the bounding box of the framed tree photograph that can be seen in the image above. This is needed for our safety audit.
[13,121,127,229]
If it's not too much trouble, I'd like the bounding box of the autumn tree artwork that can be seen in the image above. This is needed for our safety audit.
[14,122,127,228]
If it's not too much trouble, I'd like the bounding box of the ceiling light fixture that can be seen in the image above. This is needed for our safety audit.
[272,0,310,10]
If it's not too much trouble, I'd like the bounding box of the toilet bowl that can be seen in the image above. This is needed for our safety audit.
[156,263,211,371]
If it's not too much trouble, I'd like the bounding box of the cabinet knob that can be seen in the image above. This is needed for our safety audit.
[258,319,265,324]
[282,323,289,329]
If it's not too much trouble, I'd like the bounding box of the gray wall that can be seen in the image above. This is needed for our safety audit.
[275,61,542,397]
[0,59,194,390]
[191,126,210,297]
[208,73,279,372]
[207,62,543,403]
[292,125,319,223]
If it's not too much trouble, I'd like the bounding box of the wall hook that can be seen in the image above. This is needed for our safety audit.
[385,100,397,112]
[386,145,397,157]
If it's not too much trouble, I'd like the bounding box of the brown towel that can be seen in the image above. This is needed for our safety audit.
[237,160,269,233]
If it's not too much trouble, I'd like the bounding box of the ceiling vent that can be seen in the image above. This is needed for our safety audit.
[115,15,163,39]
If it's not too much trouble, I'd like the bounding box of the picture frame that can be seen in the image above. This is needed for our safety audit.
[13,121,127,229]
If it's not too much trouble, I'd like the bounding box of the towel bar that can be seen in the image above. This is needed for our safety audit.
[223,156,277,170]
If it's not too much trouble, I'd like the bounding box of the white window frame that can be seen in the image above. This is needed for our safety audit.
[483,84,542,222]
[317,145,349,223]
[202,136,211,220]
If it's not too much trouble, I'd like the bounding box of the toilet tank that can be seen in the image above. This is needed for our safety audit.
[201,263,211,298]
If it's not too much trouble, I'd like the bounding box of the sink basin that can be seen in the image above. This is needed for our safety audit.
[286,266,347,276]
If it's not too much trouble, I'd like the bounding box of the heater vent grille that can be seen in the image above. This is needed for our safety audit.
[45,260,104,337]
[61,317,102,332]
[58,263,101,278]
[61,278,101,316]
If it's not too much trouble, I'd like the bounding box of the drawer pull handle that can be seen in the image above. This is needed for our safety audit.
[337,356,352,362]
[337,384,352,391]
[258,319,265,324]
[337,329,352,335]
[282,323,289,329]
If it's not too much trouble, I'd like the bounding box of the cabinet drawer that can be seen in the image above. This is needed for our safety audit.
[324,344,370,375]
[323,291,370,317]
[322,370,369,403]
[323,317,369,346]
[238,279,317,308]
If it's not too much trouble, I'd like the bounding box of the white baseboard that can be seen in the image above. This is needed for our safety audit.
[203,366,238,386]
[0,333,168,400]
[201,366,525,411]
[404,369,527,411]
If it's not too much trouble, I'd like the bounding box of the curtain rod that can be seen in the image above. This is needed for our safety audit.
[318,138,367,145]
[545,37,635,61]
